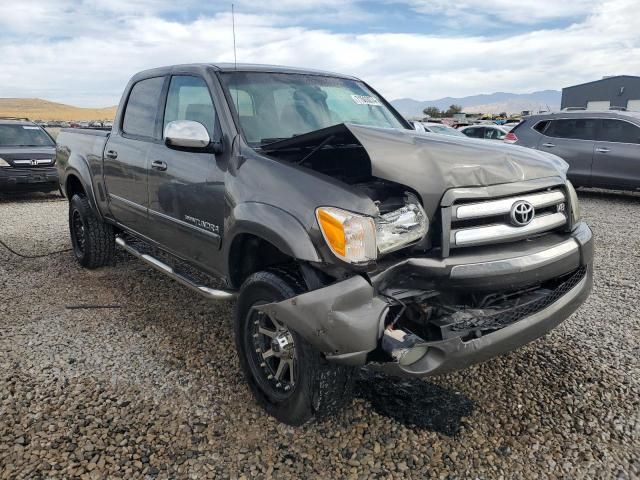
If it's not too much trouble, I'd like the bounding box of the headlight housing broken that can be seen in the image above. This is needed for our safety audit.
[375,194,429,254]
[316,195,429,264]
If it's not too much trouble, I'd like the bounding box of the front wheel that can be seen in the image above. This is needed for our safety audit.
[69,194,115,268]
[234,269,354,425]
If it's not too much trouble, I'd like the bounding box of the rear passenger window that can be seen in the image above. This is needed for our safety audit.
[598,119,640,144]
[545,119,597,140]
[164,76,217,137]
[533,121,549,133]
[122,77,165,138]
[463,127,484,138]
[485,128,505,140]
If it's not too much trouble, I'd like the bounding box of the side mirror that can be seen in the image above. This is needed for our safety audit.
[413,121,426,133]
[164,120,210,149]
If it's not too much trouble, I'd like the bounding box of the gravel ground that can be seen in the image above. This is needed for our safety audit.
[0,190,638,479]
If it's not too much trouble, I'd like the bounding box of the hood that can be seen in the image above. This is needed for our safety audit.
[345,124,568,213]
[261,123,568,215]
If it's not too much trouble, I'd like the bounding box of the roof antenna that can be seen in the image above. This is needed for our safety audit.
[232,3,238,71]
[231,3,245,167]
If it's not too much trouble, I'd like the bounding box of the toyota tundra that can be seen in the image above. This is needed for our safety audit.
[56,64,593,425]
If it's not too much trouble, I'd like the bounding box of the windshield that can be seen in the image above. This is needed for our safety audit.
[427,124,466,137]
[219,72,405,145]
[0,124,54,147]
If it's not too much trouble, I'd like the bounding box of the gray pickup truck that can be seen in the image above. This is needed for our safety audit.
[56,63,593,425]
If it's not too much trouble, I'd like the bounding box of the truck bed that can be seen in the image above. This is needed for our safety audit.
[57,128,110,161]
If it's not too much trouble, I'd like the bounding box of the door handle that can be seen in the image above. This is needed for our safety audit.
[542,143,555,148]
[595,147,611,153]
[105,150,118,159]
[151,160,167,171]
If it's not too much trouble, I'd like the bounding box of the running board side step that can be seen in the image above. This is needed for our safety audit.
[115,237,236,301]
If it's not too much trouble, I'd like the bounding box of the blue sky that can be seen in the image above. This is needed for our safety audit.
[0,0,638,106]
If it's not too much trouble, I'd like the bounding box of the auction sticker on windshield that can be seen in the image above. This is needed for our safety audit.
[351,95,382,106]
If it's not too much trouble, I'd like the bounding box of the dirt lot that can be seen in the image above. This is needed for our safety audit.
[0,190,638,479]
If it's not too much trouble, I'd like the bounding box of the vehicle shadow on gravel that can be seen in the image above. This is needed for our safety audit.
[577,188,640,202]
[0,191,63,203]
[354,369,474,436]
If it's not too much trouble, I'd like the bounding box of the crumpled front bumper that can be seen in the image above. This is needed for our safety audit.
[258,223,594,377]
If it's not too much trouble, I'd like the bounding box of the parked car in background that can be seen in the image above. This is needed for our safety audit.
[459,124,512,140]
[414,121,467,137]
[0,117,58,192]
[507,111,640,190]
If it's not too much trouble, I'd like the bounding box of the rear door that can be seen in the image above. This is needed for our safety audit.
[146,74,225,272]
[592,118,640,189]
[103,76,166,231]
[537,118,597,187]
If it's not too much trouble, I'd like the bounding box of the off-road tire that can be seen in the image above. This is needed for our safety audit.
[235,268,355,425]
[69,194,115,268]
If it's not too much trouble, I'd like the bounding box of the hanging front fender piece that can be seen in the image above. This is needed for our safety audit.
[257,275,389,366]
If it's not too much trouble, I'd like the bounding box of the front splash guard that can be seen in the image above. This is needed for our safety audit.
[257,275,389,366]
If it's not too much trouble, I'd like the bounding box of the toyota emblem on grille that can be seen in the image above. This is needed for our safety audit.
[510,200,535,226]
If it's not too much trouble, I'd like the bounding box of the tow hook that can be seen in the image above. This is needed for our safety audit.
[381,328,428,366]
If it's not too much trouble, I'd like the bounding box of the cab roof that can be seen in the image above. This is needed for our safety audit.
[132,63,360,81]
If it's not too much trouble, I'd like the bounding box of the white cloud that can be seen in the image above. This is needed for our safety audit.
[405,0,596,24]
[0,0,638,106]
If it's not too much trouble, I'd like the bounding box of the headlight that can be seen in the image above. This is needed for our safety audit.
[0,157,10,167]
[375,195,429,254]
[566,180,581,224]
[316,207,377,263]
[316,196,429,264]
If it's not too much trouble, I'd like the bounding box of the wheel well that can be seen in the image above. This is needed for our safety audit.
[228,234,294,288]
[66,175,85,198]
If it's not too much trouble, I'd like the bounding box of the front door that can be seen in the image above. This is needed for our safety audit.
[146,74,226,274]
[103,76,166,231]
[537,118,597,187]
[592,118,640,189]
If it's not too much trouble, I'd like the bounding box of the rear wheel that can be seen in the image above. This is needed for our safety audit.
[69,194,115,268]
[235,269,354,425]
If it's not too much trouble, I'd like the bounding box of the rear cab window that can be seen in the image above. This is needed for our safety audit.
[122,76,166,139]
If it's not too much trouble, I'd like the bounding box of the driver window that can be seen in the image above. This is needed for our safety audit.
[164,76,216,137]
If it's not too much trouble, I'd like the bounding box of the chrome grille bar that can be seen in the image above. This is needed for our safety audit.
[12,159,53,166]
[454,190,565,220]
[452,212,567,247]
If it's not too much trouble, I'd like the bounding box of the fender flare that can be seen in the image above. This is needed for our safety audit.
[226,202,321,263]
[64,154,103,220]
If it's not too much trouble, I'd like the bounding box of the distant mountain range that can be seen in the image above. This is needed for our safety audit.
[0,98,117,121]
[391,90,561,118]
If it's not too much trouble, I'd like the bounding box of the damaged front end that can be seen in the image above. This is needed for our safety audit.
[257,123,592,377]
[258,262,592,377]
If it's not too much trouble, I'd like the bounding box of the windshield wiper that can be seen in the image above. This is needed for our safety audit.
[260,137,291,146]
[296,134,335,165]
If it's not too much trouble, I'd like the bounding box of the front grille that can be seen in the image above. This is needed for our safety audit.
[441,187,568,256]
[448,266,587,332]
[11,159,53,167]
